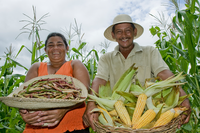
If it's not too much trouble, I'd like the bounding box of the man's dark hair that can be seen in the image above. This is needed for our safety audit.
[45,32,68,48]
[112,23,135,33]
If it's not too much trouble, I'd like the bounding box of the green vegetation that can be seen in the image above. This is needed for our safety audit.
[0,0,199,132]
[150,0,200,132]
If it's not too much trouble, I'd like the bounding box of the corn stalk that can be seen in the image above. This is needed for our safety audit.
[149,0,200,132]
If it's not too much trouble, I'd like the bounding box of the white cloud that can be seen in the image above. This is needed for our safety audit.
[0,0,184,75]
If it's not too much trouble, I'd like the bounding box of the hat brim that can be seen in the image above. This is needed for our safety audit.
[104,21,144,42]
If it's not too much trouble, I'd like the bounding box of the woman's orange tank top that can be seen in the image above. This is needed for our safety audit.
[23,61,87,133]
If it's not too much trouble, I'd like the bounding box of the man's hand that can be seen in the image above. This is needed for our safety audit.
[82,101,99,131]
[178,98,191,128]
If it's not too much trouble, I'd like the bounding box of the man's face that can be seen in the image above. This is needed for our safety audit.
[112,23,137,49]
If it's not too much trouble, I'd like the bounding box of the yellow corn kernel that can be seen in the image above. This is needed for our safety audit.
[97,106,112,118]
[153,109,175,127]
[132,109,156,129]
[132,93,147,125]
[109,109,118,117]
[115,100,131,126]
[173,107,187,118]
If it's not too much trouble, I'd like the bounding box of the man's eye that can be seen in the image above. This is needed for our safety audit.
[116,31,122,34]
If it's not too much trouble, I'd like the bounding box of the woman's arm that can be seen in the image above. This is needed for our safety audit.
[19,63,45,126]
[71,60,90,90]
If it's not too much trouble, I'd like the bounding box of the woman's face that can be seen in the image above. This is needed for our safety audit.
[45,36,68,63]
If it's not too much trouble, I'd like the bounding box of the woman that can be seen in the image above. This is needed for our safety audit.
[20,32,90,133]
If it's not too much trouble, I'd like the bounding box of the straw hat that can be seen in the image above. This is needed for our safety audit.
[104,14,144,42]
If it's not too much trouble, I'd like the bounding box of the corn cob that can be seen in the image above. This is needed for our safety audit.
[132,109,156,129]
[153,109,175,127]
[97,106,114,126]
[109,109,118,117]
[97,105,112,117]
[115,100,131,126]
[132,93,147,125]
[173,107,187,118]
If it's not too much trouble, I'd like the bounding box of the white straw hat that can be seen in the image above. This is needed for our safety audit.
[104,14,144,42]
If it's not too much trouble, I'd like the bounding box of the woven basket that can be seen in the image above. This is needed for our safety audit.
[0,75,88,109]
[94,114,181,133]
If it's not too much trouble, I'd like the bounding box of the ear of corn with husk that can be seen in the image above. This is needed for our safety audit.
[88,64,190,130]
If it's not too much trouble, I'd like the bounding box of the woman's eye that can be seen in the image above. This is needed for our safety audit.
[58,44,64,47]
[48,45,53,48]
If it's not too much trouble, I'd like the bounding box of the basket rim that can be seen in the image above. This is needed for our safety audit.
[93,113,182,133]
[0,74,88,109]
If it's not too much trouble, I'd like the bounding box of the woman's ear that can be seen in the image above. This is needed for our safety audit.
[44,47,47,54]
[66,46,69,53]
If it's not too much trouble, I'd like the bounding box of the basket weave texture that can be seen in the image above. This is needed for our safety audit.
[94,114,181,133]
[0,75,88,109]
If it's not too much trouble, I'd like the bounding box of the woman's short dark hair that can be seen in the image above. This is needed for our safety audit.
[112,23,135,33]
[45,32,68,48]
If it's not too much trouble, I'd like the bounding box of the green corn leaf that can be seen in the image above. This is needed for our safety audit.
[124,102,136,108]
[78,42,87,50]
[178,93,193,106]
[102,110,114,126]
[164,86,180,107]
[88,94,116,111]
[144,72,186,97]
[72,48,82,56]
[130,84,144,96]
[98,113,109,125]
[116,91,137,103]
[99,81,112,98]
[111,67,137,100]
[152,88,172,99]
[112,64,135,92]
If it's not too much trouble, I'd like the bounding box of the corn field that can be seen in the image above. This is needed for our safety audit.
[0,0,200,133]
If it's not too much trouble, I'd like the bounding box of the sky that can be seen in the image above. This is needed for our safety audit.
[0,0,185,75]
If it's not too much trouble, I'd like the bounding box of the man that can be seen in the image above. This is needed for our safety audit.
[83,14,191,131]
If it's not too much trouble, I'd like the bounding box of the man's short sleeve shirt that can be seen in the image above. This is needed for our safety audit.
[95,43,169,89]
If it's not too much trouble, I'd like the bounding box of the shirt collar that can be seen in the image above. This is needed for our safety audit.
[113,42,143,56]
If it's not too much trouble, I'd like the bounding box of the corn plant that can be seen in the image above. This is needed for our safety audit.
[16,5,49,64]
[0,46,26,133]
[149,0,200,132]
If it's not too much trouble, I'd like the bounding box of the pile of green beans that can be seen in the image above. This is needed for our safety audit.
[13,78,84,100]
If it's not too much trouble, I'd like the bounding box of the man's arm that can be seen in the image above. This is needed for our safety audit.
[157,69,191,128]
[82,77,107,131]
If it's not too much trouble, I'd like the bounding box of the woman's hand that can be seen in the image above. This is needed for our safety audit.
[19,109,44,126]
[20,108,69,127]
